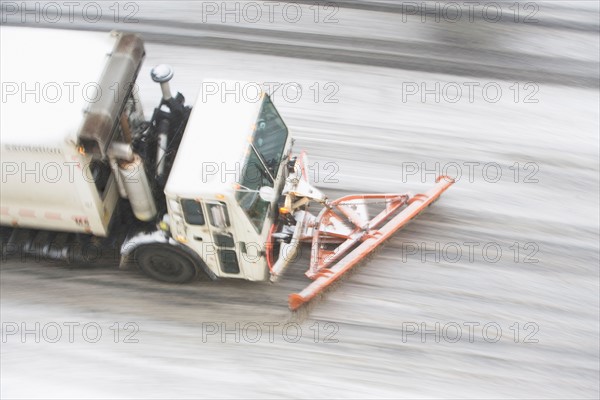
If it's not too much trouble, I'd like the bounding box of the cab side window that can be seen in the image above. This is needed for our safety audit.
[207,202,231,228]
[181,199,205,225]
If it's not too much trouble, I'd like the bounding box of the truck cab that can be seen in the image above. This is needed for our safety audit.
[137,83,292,282]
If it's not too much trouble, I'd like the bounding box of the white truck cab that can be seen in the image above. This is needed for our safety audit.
[162,85,292,281]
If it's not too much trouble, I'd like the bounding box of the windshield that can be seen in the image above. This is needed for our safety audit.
[235,96,288,232]
[252,96,288,178]
[236,148,271,232]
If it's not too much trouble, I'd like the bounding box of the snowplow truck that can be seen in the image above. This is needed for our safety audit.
[0,28,454,310]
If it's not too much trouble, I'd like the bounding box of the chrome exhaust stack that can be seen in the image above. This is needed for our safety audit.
[151,64,174,101]
[108,142,157,222]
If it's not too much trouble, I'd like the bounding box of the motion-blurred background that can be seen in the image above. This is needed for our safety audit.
[1,1,599,398]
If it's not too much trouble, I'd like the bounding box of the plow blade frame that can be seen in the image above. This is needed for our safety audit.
[288,176,455,310]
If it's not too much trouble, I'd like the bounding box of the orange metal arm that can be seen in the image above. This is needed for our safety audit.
[289,176,455,310]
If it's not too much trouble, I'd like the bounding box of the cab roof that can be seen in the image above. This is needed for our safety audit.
[165,81,265,199]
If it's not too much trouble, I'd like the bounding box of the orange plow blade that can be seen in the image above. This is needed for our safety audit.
[288,176,455,310]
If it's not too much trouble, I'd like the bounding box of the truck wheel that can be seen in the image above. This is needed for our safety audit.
[135,244,201,283]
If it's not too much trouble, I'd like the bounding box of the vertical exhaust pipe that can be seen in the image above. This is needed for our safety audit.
[150,64,174,101]
[150,65,173,179]
[108,142,157,221]
[107,142,133,198]
[156,119,170,178]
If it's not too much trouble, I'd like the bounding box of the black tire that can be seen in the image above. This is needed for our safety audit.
[135,243,202,283]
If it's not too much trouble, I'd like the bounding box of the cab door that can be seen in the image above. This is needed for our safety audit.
[178,198,220,275]
[180,199,252,279]
[203,201,242,277]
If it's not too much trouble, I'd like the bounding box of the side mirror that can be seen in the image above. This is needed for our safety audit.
[259,186,276,202]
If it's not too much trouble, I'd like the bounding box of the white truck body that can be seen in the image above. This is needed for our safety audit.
[1,27,142,236]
